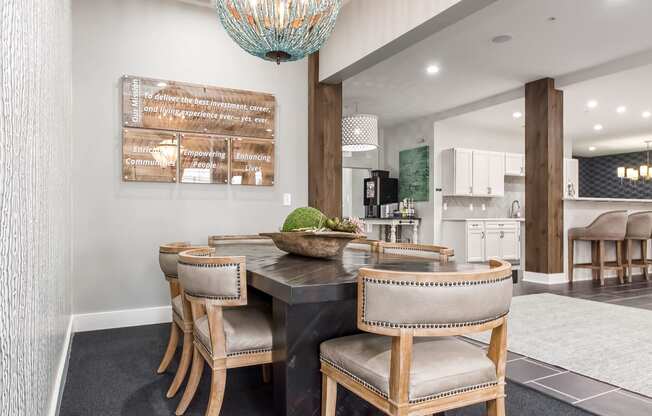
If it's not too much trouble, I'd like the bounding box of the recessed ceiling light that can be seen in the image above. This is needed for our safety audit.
[593,124,603,131]
[616,106,627,114]
[589,146,597,152]
[643,111,652,119]
[587,100,598,109]
[512,111,523,119]
[426,65,440,75]
[491,34,513,44]
[156,82,167,87]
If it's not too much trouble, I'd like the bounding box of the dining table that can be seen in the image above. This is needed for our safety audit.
[210,239,490,416]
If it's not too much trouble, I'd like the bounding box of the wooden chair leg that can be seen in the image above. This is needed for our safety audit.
[616,241,624,284]
[262,364,271,383]
[568,237,574,283]
[598,240,606,286]
[642,240,649,280]
[591,241,599,280]
[487,397,506,416]
[206,369,227,416]
[627,239,634,283]
[176,347,205,416]
[321,373,337,416]
[167,331,193,398]
[157,323,179,374]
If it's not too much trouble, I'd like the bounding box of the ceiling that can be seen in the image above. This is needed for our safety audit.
[441,63,652,157]
[343,0,652,127]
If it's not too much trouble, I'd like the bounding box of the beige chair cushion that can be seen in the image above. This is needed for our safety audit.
[626,211,652,239]
[178,262,241,299]
[172,295,183,318]
[195,307,273,356]
[569,210,628,241]
[320,334,497,402]
[159,252,180,277]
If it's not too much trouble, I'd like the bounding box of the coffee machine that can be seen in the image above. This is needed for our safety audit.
[363,170,398,218]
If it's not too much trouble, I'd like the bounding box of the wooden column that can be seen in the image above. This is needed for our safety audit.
[308,52,342,218]
[525,78,564,274]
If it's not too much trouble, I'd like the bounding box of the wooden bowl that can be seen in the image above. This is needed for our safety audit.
[260,231,364,258]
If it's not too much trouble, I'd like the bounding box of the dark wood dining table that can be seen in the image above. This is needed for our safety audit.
[211,240,489,416]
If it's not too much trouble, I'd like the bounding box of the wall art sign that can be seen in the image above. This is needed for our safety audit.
[179,133,230,184]
[230,138,275,186]
[399,146,430,202]
[122,75,275,140]
[122,128,178,182]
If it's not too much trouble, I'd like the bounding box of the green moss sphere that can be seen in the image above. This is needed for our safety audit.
[282,207,327,232]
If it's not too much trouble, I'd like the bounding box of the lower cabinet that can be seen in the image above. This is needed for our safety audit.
[465,220,521,262]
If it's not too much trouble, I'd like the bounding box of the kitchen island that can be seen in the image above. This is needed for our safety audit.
[209,240,486,416]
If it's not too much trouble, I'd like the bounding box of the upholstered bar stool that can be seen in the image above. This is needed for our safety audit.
[624,211,652,282]
[320,259,512,416]
[379,242,455,263]
[158,242,197,398]
[175,247,273,416]
[568,210,628,286]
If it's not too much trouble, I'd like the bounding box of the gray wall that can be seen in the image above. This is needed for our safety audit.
[72,0,308,314]
[0,1,73,415]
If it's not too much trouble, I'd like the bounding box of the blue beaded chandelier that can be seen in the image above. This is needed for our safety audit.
[215,0,342,64]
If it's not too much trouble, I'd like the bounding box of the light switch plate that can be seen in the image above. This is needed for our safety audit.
[283,193,292,206]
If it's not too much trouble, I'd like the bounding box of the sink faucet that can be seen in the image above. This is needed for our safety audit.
[510,200,521,218]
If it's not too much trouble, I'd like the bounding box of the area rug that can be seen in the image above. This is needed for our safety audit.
[469,293,652,398]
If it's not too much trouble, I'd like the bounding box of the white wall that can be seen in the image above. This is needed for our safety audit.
[320,0,462,81]
[72,0,308,315]
[0,1,73,415]
[382,120,436,244]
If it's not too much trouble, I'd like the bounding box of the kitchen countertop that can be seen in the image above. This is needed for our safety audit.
[442,217,526,222]
[566,197,652,203]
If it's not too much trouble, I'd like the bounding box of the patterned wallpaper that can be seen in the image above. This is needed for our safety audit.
[578,151,652,199]
[0,2,72,416]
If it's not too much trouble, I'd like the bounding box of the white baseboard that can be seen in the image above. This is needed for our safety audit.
[48,315,73,416]
[523,271,569,285]
[73,305,172,333]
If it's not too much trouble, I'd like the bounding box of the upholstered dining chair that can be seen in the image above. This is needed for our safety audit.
[320,259,513,416]
[348,238,382,252]
[208,234,273,246]
[379,242,455,263]
[568,210,628,286]
[158,242,196,398]
[624,211,652,282]
[175,247,273,416]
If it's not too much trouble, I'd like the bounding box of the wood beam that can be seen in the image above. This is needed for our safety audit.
[308,52,342,218]
[525,78,564,274]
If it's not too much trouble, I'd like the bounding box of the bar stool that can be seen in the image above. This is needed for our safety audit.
[158,242,195,398]
[379,242,455,263]
[320,259,512,416]
[568,210,628,286]
[624,211,652,282]
[175,247,273,416]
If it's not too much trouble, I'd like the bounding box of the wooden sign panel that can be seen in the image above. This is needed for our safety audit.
[122,75,275,139]
[230,138,275,186]
[123,129,178,182]
[179,134,229,184]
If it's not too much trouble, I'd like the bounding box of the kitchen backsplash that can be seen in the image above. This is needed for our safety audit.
[442,177,525,218]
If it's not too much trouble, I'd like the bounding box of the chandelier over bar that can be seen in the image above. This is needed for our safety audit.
[215,0,342,64]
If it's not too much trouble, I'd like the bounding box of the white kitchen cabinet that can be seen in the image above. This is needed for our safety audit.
[466,221,485,262]
[564,158,579,199]
[442,148,473,196]
[442,149,504,197]
[464,220,521,262]
[505,153,525,176]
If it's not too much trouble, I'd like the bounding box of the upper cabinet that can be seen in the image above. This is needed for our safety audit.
[505,153,525,176]
[442,149,505,197]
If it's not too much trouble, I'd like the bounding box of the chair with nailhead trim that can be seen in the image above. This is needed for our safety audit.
[379,242,455,263]
[174,247,273,416]
[320,259,512,416]
[157,242,196,399]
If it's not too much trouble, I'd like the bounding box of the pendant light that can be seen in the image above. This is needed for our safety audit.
[215,0,342,64]
[641,141,652,180]
[342,103,379,152]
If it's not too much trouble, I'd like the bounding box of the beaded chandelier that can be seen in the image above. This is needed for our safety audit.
[215,0,342,64]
